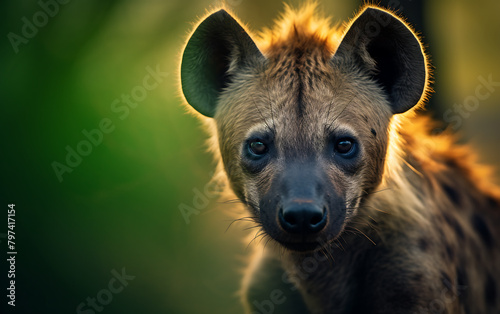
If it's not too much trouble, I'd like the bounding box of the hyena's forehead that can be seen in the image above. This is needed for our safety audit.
[216,39,391,155]
[258,45,385,128]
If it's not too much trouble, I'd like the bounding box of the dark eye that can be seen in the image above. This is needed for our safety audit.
[248,140,268,156]
[334,138,356,157]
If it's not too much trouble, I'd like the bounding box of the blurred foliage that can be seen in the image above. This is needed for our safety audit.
[0,0,499,313]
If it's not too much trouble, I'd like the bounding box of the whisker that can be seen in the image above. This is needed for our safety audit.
[346,226,376,246]
[243,225,262,231]
[319,247,329,261]
[345,188,393,204]
[344,204,390,215]
[247,229,266,250]
[322,245,335,264]
[403,158,423,178]
[358,216,382,239]
[363,206,390,215]
[256,232,268,246]
[324,98,335,132]
[251,97,274,135]
[339,234,349,250]
[219,199,243,204]
[366,214,377,223]
[328,95,355,131]
[336,238,345,251]
[225,216,258,233]
[263,235,273,251]
[348,221,371,228]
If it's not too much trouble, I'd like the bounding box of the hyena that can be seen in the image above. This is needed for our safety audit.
[180,3,500,313]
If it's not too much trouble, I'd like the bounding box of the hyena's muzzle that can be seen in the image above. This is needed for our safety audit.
[259,161,344,252]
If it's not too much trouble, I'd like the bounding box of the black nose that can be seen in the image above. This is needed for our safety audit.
[279,202,327,234]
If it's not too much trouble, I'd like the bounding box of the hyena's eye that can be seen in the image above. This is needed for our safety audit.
[248,140,268,156]
[334,138,357,158]
[242,137,272,173]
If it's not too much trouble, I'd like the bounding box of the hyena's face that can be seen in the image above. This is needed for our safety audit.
[181,7,427,251]
[214,66,394,251]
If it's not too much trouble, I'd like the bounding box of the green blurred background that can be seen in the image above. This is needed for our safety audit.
[1,0,499,313]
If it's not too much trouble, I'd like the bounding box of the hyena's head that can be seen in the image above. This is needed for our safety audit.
[180,5,427,252]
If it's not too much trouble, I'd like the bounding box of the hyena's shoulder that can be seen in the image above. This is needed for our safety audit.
[372,115,500,313]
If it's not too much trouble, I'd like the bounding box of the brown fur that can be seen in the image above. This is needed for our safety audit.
[180,3,500,313]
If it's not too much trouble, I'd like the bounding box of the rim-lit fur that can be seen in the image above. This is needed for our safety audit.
[180,3,500,313]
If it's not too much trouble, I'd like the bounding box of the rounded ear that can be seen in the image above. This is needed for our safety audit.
[180,10,265,117]
[334,7,428,114]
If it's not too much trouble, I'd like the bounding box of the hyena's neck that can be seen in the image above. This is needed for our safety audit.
[353,114,500,241]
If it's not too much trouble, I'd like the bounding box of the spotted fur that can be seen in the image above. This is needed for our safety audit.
[180,3,500,313]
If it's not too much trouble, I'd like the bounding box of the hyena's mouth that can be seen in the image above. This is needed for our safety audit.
[271,227,346,253]
[270,228,348,253]
[277,241,324,252]
[259,201,348,253]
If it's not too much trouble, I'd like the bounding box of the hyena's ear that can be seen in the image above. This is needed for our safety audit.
[181,10,265,117]
[335,7,427,114]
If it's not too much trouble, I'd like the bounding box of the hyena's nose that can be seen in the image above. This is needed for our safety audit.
[279,199,326,234]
